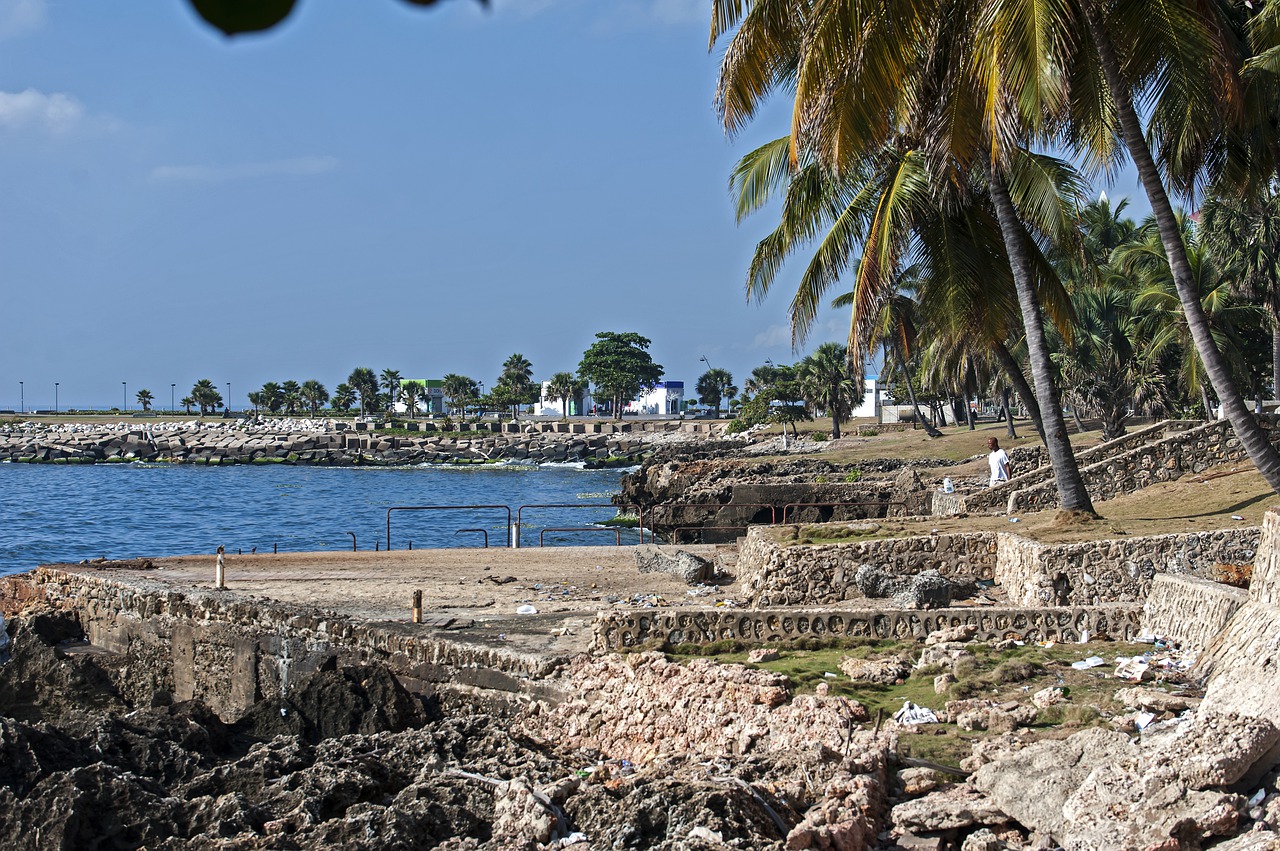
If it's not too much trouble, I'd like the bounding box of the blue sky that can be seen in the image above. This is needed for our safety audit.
[0,0,1149,412]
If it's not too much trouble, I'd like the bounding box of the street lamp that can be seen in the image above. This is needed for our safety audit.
[54,383,59,415]
[171,383,176,415]
[226,382,231,414]
[700,355,713,371]
[18,381,23,414]
[122,381,127,412]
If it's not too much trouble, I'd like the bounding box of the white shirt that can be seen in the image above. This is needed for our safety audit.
[988,448,1010,487]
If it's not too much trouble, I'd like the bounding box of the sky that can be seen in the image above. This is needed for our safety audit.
[0,0,1151,412]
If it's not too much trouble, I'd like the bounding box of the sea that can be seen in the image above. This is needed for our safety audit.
[0,462,634,578]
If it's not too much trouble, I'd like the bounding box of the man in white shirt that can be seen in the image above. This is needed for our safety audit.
[988,437,1011,487]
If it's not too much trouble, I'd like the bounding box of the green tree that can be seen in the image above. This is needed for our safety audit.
[577,332,663,419]
[258,382,284,414]
[281,380,302,415]
[400,380,425,418]
[798,342,861,440]
[380,369,402,410]
[695,368,737,417]
[190,379,222,416]
[331,383,356,414]
[441,374,479,417]
[347,367,380,416]
[497,353,536,420]
[135,389,154,411]
[546,371,585,419]
[180,395,195,415]
[300,380,329,416]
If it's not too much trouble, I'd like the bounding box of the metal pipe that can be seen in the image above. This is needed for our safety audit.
[454,529,489,548]
[346,531,357,551]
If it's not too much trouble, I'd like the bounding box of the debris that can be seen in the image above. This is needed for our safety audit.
[1070,656,1106,671]
[516,605,538,615]
[1114,657,1150,683]
[893,701,939,725]
[1009,517,1020,523]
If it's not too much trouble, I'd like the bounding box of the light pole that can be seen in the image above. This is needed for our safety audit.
[122,381,127,412]
[171,383,176,415]
[54,383,59,415]
[18,381,23,414]
[226,382,231,414]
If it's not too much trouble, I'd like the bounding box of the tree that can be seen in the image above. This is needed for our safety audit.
[546,371,585,419]
[190,379,223,416]
[331,383,356,414]
[380,369,402,411]
[135,389,154,412]
[400,380,425,418]
[180,395,195,415]
[281,380,302,415]
[577,332,663,419]
[347,367,380,416]
[695,368,737,417]
[441,374,479,417]
[798,343,861,440]
[258,382,284,414]
[497,353,536,420]
[300,380,329,416]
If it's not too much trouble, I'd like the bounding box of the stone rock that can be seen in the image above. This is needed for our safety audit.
[892,785,1009,833]
[926,624,978,645]
[895,571,955,610]
[492,777,555,844]
[1114,686,1202,714]
[899,766,941,797]
[934,673,957,695]
[1154,711,1280,789]
[747,648,780,664]
[1031,687,1066,709]
[839,656,911,685]
[973,728,1137,836]
[961,828,1009,851]
[633,545,713,584]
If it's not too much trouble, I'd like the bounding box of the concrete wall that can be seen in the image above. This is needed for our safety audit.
[593,604,1143,650]
[737,526,998,607]
[5,569,564,720]
[1140,575,1249,652]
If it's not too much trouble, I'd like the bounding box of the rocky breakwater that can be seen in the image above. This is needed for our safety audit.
[0,418,665,467]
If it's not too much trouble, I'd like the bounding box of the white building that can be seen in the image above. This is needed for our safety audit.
[537,381,593,417]
[625,381,684,416]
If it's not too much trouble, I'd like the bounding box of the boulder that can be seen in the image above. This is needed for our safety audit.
[633,545,712,584]
[892,784,1009,833]
[1153,711,1280,789]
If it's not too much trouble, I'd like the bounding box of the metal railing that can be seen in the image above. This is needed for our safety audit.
[515,503,643,548]
[386,505,513,550]
[454,528,490,548]
[539,527,624,546]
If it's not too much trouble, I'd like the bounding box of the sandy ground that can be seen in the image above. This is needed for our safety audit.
[57,545,737,654]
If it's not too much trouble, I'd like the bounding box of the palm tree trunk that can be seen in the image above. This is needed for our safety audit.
[965,357,977,430]
[989,166,1095,514]
[1271,316,1280,401]
[992,341,1045,441]
[1003,387,1018,439]
[829,380,841,439]
[1083,0,1280,493]
[900,364,941,437]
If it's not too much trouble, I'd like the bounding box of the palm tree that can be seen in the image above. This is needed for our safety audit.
[300,380,329,416]
[546,371,583,419]
[401,380,425,418]
[498,354,535,420]
[331,384,356,414]
[135,389,154,412]
[258,382,284,414]
[711,0,1098,513]
[441,374,478,417]
[380,369,402,411]
[798,342,860,439]
[180,396,195,415]
[347,367,379,416]
[695,368,737,417]
[190,379,222,416]
[280,380,301,415]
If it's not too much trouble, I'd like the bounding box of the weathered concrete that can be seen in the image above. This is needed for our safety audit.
[1141,574,1250,652]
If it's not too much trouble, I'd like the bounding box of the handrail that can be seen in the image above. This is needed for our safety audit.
[386,505,513,550]
[780,501,907,524]
[515,503,643,548]
[539,527,623,546]
[454,528,489,548]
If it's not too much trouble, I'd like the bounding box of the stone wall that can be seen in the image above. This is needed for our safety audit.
[0,419,680,466]
[2,568,565,720]
[734,523,1258,609]
[592,604,1143,650]
[997,528,1259,608]
[736,526,998,607]
[1140,575,1249,652]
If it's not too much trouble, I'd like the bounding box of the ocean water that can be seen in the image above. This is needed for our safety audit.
[0,462,633,577]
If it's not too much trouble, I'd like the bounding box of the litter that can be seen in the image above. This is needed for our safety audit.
[1134,711,1156,730]
[1037,640,1056,648]
[892,700,939,725]
[1232,515,1245,521]
[1078,628,1091,644]
[1250,789,1267,808]
[1071,656,1106,670]
[516,604,538,615]
[1115,657,1150,682]
[1009,517,1020,523]
[823,672,838,678]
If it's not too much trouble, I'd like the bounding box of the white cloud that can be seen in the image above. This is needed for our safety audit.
[150,155,339,184]
[0,88,82,133]
[0,0,45,39]
[752,324,792,349]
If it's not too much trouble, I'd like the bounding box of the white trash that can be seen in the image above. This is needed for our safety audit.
[516,604,539,615]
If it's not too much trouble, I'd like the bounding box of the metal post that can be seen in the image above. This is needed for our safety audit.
[215,545,225,588]
[54,383,58,415]
[412,589,422,623]
[347,532,357,551]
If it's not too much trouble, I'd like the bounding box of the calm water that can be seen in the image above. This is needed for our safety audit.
[0,463,632,576]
